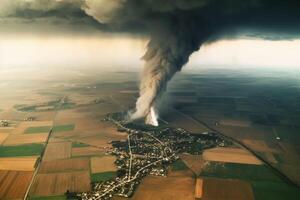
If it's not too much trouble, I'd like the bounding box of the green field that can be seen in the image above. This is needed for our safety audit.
[172,159,189,171]
[72,142,89,148]
[200,162,282,182]
[251,181,300,200]
[53,124,75,132]
[91,171,116,182]
[25,126,52,134]
[29,195,66,200]
[0,144,44,157]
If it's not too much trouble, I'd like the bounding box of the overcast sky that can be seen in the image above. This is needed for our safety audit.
[1,32,300,71]
[1,0,300,72]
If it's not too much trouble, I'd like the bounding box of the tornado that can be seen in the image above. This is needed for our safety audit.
[80,0,300,126]
[4,0,299,125]
[130,18,205,125]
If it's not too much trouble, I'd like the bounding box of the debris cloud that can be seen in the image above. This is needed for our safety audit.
[2,0,300,124]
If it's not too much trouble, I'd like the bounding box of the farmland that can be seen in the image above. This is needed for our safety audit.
[91,172,117,182]
[91,156,117,173]
[203,147,262,165]
[39,158,90,173]
[29,171,91,196]
[1,69,300,199]
[3,133,48,145]
[0,170,33,199]
[132,176,195,200]
[0,156,38,171]
[0,144,44,157]
[43,142,72,161]
[202,178,255,200]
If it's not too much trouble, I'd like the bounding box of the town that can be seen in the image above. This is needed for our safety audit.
[76,112,231,200]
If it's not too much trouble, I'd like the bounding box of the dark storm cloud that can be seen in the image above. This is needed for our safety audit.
[2,0,300,123]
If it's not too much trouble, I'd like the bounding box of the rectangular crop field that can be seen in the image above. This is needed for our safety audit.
[0,143,44,157]
[91,156,117,173]
[0,156,38,171]
[203,147,262,165]
[25,126,52,134]
[91,171,116,182]
[200,162,282,182]
[30,171,91,196]
[0,170,33,199]
[39,157,89,173]
[72,146,105,157]
[132,176,195,200]
[3,133,48,145]
[202,178,255,200]
[43,142,71,161]
[195,178,203,199]
[53,124,75,132]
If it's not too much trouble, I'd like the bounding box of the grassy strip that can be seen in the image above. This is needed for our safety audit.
[172,159,189,171]
[200,162,282,182]
[251,181,300,200]
[29,195,66,200]
[91,171,117,183]
[72,142,89,148]
[25,126,52,134]
[53,124,75,132]
[0,143,44,157]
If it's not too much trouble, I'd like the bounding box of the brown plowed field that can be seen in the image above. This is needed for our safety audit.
[30,171,91,196]
[72,146,105,157]
[39,157,90,173]
[202,178,255,200]
[43,142,72,161]
[0,170,33,199]
[132,176,195,200]
[180,153,205,175]
[91,156,117,173]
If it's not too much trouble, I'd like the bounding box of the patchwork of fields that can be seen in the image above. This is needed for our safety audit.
[1,69,300,199]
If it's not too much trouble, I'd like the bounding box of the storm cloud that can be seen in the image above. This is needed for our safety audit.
[2,0,300,124]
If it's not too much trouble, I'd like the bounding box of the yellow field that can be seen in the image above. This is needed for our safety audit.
[3,133,48,145]
[12,121,53,134]
[0,127,14,133]
[0,132,10,145]
[91,156,117,173]
[0,156,38,171]
[195,178,203,199]
[203,147,262,165]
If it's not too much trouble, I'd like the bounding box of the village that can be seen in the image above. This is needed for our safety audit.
[77,113,230,199]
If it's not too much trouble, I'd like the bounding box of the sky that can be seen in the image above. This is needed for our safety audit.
[1,0,300,72]
[1,33,300,71]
